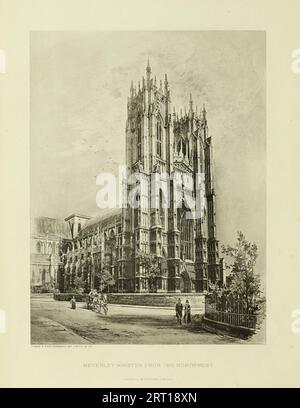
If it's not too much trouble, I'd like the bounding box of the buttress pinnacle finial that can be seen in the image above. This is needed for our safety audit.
[202,104,207,120]
[146,58,151,75]
[189,93,193,112]
[130,80,134,96]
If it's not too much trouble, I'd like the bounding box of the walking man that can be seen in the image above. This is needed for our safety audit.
[102,293,108,315]
[175,298,183,325]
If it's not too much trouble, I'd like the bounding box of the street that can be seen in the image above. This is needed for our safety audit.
[31,294,244,345]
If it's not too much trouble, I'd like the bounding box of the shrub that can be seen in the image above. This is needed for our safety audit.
[53,293,88,302]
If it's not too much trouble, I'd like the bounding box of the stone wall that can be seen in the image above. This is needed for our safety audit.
[107,292,205,313]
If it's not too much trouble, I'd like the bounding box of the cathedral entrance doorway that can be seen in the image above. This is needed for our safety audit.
[180,269,192,293]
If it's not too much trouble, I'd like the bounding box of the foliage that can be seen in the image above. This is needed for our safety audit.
[95,264,115,292]
[71,276,85,294]
[137,250,161,292]
[220,231,263,313]
[53,293,87,302]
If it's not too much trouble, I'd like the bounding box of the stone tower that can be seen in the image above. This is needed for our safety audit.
[118,61,221,293]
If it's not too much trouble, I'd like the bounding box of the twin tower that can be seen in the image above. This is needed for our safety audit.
[118,60,222,293]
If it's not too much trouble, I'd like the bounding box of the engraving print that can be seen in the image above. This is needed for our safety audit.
[30,32,266,344]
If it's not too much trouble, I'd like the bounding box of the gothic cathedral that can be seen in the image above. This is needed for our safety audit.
[31,60,222,295]
[118,60,222,293]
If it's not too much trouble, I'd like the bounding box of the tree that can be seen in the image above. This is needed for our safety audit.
[64,265,71,292]
[137,250,161,292]
[221,231,262,313]
[72,276,85,294]
[96,264,115,293]
[81,257,91,293]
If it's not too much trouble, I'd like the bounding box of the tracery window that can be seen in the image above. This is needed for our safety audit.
[159,189,165,228]
[177,207,194,261]
[156,120,162,158]
[137,122,142,161]
[182,217,194,260]
[134,194,140,228]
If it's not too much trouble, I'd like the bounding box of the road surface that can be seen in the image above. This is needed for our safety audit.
[31,294,247,345]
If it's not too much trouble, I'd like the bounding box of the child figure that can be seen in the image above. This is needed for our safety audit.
[70,296,76,310]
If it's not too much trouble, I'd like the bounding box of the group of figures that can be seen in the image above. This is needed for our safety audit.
[175,298,192,325]
[86,290,108,315]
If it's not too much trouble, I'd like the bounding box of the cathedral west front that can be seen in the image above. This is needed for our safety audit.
[31,61,223,294]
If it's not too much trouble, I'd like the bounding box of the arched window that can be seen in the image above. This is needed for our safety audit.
[159,189,165,228]
[78,223,81,233]
[137,123,142,160]
[36,241,41,253]
[134,194,140,228]
[182,140,186,156]
[177,139,181,154]
[182,217,194,260]
[177,207,194,261]
[156,120,162,158]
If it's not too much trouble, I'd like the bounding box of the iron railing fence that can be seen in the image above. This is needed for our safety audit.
[205,294,258,329]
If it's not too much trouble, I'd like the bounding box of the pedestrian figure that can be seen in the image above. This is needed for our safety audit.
[70,296,76,310]
[87,289,94,309]
[183,299,191,323]
[92,291,98,311]
[175,298,183,325]
[102,294,108,315]
[96,293,103,314]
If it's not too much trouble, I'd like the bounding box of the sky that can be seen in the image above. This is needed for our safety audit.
[30,31,265,277]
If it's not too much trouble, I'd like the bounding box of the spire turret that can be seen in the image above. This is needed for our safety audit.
[173,106,176,121]
[164,73,168,90]
[202,104,207,120]
[189,93,193,113]
[146,58,151,90]
[146,58,151,76]
[130,80,134,97]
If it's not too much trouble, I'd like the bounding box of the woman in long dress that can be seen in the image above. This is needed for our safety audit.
[184,300,191,323]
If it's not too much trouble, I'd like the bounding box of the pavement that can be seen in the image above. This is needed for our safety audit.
[31,294,255,345]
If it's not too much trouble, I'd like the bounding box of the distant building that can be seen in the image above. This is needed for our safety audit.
[30,217,71,292]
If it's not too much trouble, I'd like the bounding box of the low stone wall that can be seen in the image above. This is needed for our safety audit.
[107,292,205,312]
